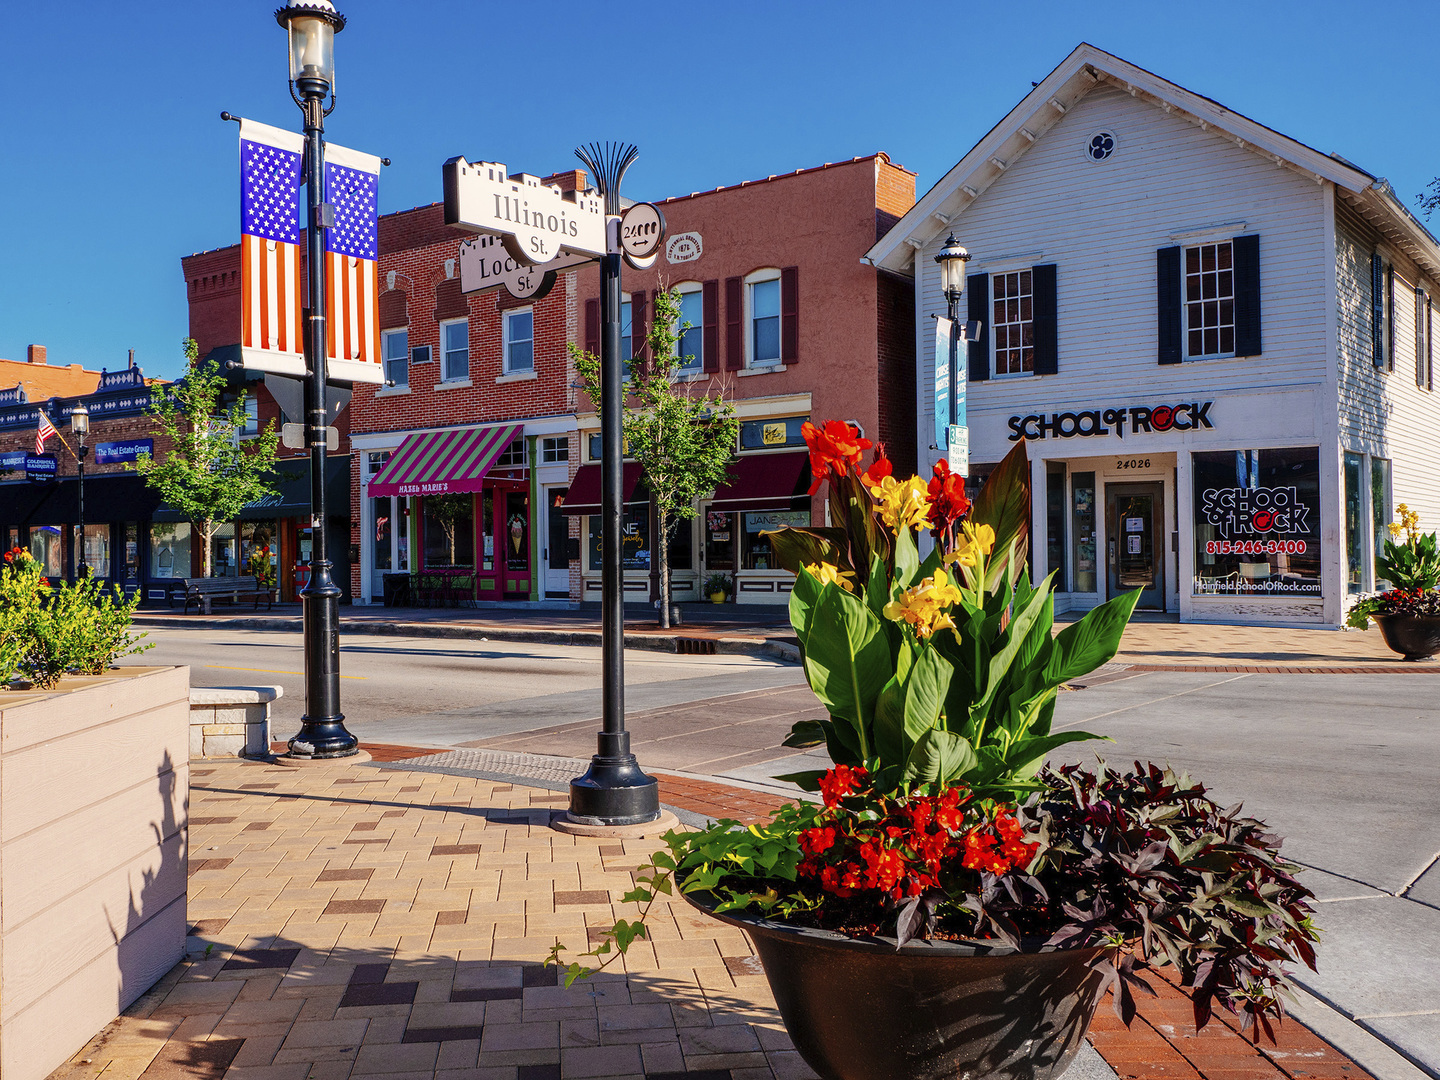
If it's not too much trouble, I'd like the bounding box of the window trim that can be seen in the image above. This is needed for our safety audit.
[502,307,535,375]
[673,282,704,373]
[743,268,783,369]
[1182,240,1237,361]
[990,268,1037,378]
[382,329,409,387]
[439,318,469,383]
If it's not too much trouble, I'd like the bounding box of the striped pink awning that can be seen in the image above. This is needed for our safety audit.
[368,424,523,498]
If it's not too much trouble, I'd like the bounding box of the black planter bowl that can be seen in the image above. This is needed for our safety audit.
[1374,613,1440,661]
[684,890,1108,1080]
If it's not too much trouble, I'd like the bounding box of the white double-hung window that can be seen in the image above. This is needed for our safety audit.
[382,329,408,387]
[441,318,469,382]
[504,308,534,373]
[1184,241,1235,359]
[747,271,781,367]
[675,284,703,373]
[992,270,1034,376]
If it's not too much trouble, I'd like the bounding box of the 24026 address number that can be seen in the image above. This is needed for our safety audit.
[1115,458,1151,469]
[1205,540,1308,555]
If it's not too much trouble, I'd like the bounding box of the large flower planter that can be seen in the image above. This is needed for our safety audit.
[686,891,1108,1080]
[1374,613,1440,661]
[0,666,189,1080]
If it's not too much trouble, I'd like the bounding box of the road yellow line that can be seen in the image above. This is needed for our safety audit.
[205,665,367,680]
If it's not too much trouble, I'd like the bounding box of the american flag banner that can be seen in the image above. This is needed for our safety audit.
[35,412,57,455]
[323,143,384,384]
[238,118,306,377]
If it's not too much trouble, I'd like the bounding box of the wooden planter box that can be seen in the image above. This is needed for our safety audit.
[0,667,189,1080]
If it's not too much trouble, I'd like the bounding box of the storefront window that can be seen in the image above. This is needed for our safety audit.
[1194,448,1322,597]
[211,523,238,577]
[667,519,693,571]
[738,416,810,451]
[73,524,111,578]
[241,521,278,584]
[30,525,63,577]
[1371,457,1391,588]
[704,510,735,574]
[505,491,529,571]
[1071,473,1096,593]
[742,509,809,570]
[481,490,494,571]
[1046,463,1067,591]
[150,523,191,579]
[5,527,18,553]
[423,494,475,568]
[372,497,392,574]
[123,522,139,582]
[587,506,651,571]
[1344,452,1363,594]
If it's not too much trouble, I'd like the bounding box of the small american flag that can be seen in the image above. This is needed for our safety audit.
[35,412,57,455]
[238,119,304,373]
[324,147,381,378]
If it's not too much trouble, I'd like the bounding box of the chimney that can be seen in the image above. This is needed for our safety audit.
[128,348,135,369]
[26,344,46,365]
[541,169,589,193]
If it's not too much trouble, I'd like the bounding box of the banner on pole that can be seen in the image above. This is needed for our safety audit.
[239,118,306,378]
[934,317,953,451]
[324,142,384,384]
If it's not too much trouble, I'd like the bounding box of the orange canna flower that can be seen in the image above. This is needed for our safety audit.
[803,420,873,495]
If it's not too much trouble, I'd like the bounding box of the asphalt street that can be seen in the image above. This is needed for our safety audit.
[133,628,1440,1078]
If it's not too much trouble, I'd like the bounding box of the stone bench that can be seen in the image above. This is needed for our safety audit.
[188,685,281,759]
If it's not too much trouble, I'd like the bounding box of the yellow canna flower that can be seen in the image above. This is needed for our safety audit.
[1389,522,1405,539]
[945,522,997,568]
[870,475,932,533]
[883,568,963,639]
[804,562,856,593]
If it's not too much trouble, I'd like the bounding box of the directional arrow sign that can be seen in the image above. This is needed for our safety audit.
[443,157,607,267]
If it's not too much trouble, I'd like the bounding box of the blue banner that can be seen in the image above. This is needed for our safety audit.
[934,317,952,451]
[0,450,25,473]
[94,438,153,465]
[25,454,57,483]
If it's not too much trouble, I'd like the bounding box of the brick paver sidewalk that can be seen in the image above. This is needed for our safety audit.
[50,749,1375,1080]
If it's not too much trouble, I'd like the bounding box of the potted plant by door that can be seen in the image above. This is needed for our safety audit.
[1347,504,1440,660]
[551,424,1320,1080]
[703,572,731,604]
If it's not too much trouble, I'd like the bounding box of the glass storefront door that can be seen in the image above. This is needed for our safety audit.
[701,504,736,598]
[1106,483,1164,610]
[545,486,570,598]
[502,488,530,598]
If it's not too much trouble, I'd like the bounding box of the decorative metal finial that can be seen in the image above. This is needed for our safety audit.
[575,142,639,215]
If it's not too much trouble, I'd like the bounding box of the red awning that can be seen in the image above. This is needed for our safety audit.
[560,462,646,515]
[706,451,812,513]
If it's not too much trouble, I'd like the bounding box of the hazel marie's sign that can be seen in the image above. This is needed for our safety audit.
[1007,401,1214,441]
[443,158,606,266]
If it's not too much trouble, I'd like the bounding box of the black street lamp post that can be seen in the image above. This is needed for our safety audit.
[71,404,89,578]
[935,233,971,430]
[566,143,660,827]
[276,0,356,758]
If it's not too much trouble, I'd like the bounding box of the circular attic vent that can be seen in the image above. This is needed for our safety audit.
[1085,131,1117,162]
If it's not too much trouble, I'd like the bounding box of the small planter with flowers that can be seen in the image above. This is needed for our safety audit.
[549,425,1321,1080]
[1347,504,1440,660]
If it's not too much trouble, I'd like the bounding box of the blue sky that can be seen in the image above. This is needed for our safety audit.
[1,1,1435,381]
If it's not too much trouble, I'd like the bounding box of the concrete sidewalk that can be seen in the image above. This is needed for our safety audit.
[48,747,1413,1080]
[133,603,1432,673]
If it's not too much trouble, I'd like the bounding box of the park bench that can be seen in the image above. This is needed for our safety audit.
[173,575,275,615]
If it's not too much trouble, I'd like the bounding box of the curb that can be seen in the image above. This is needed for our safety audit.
[133,613,800,663]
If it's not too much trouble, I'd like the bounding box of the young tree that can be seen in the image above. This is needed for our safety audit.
[575,287,739,627]
[137,339,280,577]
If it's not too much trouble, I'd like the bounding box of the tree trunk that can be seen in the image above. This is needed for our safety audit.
[200,520,212,577]
[658,506,670,628]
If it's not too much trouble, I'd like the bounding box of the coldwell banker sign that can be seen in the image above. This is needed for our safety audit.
[443,158,606,266]
[1008,401,1214,441]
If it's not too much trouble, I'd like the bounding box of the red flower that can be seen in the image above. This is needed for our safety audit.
[861,452,893,491]
[927,459,970,532]
[799,826,838,856]
[817,764,868,808]
[803,420,873,495]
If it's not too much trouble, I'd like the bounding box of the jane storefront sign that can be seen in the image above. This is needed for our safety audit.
[443,158,606,266]
[1008,401,1214,441]
[94,438,154,466]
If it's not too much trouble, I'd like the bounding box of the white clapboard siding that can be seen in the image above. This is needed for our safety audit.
[916,84,1330,465]
[1334,199,1440,532]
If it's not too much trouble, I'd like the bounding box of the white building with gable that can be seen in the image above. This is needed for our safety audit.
[869,43,1440,628]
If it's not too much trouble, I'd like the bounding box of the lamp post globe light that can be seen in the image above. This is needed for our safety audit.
[275,0,357,758]
[70,403,89,579]
[935,233,971,429]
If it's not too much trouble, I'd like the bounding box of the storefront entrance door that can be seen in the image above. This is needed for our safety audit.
[700,503,736,599]
[544,486,569,598]
[1106,483,1164,610]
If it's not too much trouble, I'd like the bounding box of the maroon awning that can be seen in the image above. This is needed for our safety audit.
[560,462,646,515]
[706,451,812,513]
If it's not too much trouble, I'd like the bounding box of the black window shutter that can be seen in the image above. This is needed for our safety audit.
[1429,298,1434,392]
[702,279,719,373]
[1372,254,1386,369]
[1156,247,1182,365]
[966,273,989,382]
[725,276,743,370]
[1031,264,1058,374]
[1232,234,1262,357]
[781,266,799,365]
[1386,267,1395,371]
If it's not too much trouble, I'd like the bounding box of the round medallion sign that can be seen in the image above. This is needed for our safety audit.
[620,203,666,259]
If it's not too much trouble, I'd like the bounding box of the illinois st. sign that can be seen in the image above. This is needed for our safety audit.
[443,157,606,266]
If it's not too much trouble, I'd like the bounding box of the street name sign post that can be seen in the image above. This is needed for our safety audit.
[443,158,607,266]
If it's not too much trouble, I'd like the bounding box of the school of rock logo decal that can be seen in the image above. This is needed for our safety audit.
[1007,401,1213,441]
[1199,486,1311,539]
